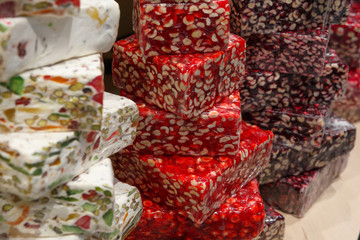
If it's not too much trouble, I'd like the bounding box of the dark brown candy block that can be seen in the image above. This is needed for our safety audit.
[254,203,285,240]
[260,154,349,218]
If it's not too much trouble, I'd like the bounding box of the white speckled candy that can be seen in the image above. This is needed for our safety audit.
[0,54,104,133]
[0,0,120,83]
[0,93,138,199]
[2,181,143,240]
[0,0,80,17]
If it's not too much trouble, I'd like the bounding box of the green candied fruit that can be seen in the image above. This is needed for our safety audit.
[67,189,84,196]
[22,3,34,12]
[104,190,112,197]
[34,2,52,9]
[62,225,86,234]
[2,204,13,212]
[0,215,5,222]
[82,203,98,212]
[34,211,44,219]
[8,76,25,95]
[0,23,9,33]
[102,209,114,227]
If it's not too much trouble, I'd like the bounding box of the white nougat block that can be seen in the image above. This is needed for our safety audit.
[0,92,138,199]
[0,0,120,82]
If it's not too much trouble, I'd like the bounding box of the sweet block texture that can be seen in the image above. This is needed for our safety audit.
[246,29,329,77]
[0,0,120,83]
[330,3,360,69]
[0,92,138,199]
[0,54,104,133]
[126,179,265,240]
[112,122,273,224]
[112,34,246,119]
[230,0,350,36]
[333,69,360,123]
[258,115,356,184]
[121,90,241,156]
[241,50,348,113]
[260,154,349,218]
[0,0,80,17]
[253,203,285,240]
[243,103,331,151]
[4,181,143,240]
[0,159,117,237]
[133,0,230,56]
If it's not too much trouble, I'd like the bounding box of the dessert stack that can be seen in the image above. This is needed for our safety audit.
[0,0,142,239]
[230,0,356,223]
[111,0,276,239]
[330,0,360,122]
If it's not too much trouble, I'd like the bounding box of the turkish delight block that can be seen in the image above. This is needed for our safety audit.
[0,92,138,199]
[112,122,273,224]
[0,0,80,17]
[133,0,230,56]
[0,0,120,83]
[0,159,116,237]
[260,154,349,218]
[258,115,356,184]
[243,103,331,150]
[112,34,246,119]
[126,179,265,240]
[254,203,285,240]
[246,29,329,77]
[121,90,241,156]
[241,50,348,112]
[4,181,143,240]
[230,0,349,36]
[0,54,104,133]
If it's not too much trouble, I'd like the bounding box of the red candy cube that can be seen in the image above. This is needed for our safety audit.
[127,179,265,240]
[133,0,230,56]
[112,34,245,119]
[111,122,273,224]
[121,90,241,156]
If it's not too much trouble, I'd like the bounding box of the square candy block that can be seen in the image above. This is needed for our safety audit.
[0,92,138,199]
[0,159,117,237]
[0,54,104,133]
[330,7,360,69]
[112,34,245,119]
[121,90,241,156]
[241,50,348,113]
[260,154,349,218]
[111,122,273,224]
[3,181,143,240]
[243,103,332,151]
[0,0,119,83]
[126,179,265,240]
[230,0,349,36]
[133,0,230,56]
[246,29,329,77]
[0,0,80,17]
[258,115,356,184]
[254,203,285,240]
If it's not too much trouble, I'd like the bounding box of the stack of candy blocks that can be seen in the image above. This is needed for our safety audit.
[0,1,143,239]
[111,0,276,239]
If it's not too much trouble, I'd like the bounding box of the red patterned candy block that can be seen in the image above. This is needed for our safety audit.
[254,203,285,240]
[241,50,348,113]
[112,34,245,119]
[330,3,360,69]
[121,90,241,156]
[0,0,80,17]
[260,154,349,218]
[133,0,230,56]
[243,103,331,151]
[111,122,273,224]
[126,179,265,240]
[230,0,349,36]
[333,69,360,123]
[258,115,356,184]
[246,29,329,77]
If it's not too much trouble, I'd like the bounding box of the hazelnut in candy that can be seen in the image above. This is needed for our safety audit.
[112,34,245,119]
[121,90,241,156]
[126,179,265,240]
[260,154,349,218]
[111,122,273,224]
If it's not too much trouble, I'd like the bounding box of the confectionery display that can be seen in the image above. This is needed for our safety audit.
[126,179,265,240]
[0,0,80,17]
[254,203,285,240]
[260,154,349,218]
